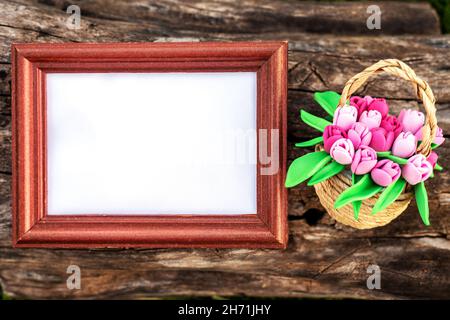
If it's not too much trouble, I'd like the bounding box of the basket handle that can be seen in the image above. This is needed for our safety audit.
[338,59,437,156]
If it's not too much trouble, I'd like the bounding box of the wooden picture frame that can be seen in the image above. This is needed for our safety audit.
[11,41,288,248]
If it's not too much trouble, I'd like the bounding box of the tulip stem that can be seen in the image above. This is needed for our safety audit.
[377,153,408,165]
[376,151,391,157]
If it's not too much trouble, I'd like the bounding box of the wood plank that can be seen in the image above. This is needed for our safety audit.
[0,212,448,299]
[0,0,443,62]
[14,0,441,36]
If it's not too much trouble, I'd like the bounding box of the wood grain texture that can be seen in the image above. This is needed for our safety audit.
[0,0,449,299]
[10,0,442,36]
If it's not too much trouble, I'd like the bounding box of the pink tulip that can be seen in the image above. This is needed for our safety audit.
[323,125,348,153]
[347,122,372,149]
[398,109,424,134]
[330,138,355,165]
[369,127,395,152]
[351,146,377,175]
[391,132,417,158]
[359,110,382,129]
[367,98,389,118]
[350,96,389,119]
[380,115,403,138]
[350,96,372,116]
[333,105,358,131]
[371,159,401,187]
[415,126,445,147]
[427,151,438,168]
[402,154,433,185]
[434,127,445,146]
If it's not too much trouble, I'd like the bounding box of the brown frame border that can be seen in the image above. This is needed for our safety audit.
[11,41,288,248]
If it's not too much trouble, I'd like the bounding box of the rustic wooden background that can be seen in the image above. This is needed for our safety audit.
[1,0,449,299]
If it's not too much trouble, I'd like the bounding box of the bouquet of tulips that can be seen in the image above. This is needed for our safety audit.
[285,91,444,225]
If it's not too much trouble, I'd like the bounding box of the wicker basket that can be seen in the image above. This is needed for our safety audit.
[314,59,438,229]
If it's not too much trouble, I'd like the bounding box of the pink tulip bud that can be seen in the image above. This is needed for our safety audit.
[359,110,382,129]
[347,122,372,149]
[350,96,372,116]
[323,125,348,153]
[398,109,424,134]
[333,105,358,131]
[330,138,355,165]
[369,127,395,152]
[402,154,433,185]
[391,132,417,158]
[367,98,389,118]
[380,115,403,138]
[371,159,401,187]
[427,151,438,168]
[351,146,377,175]
[415,126,445,147]
[434,127,445,146]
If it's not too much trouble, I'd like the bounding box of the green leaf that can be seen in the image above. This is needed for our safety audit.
[353,201,362,220]
[372,178,406,215]
[415,182,430,226]
[307,161,345,186]
[334,174,383,209]
[300,110,332,132]
[295,136,324,148]
[353,174,362,184]
[377,153,408,165]
[285,151,332,188]
[431,143,439,150]
[352,174,362,220]
[313,91,341,116]
[435,163,443,171]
